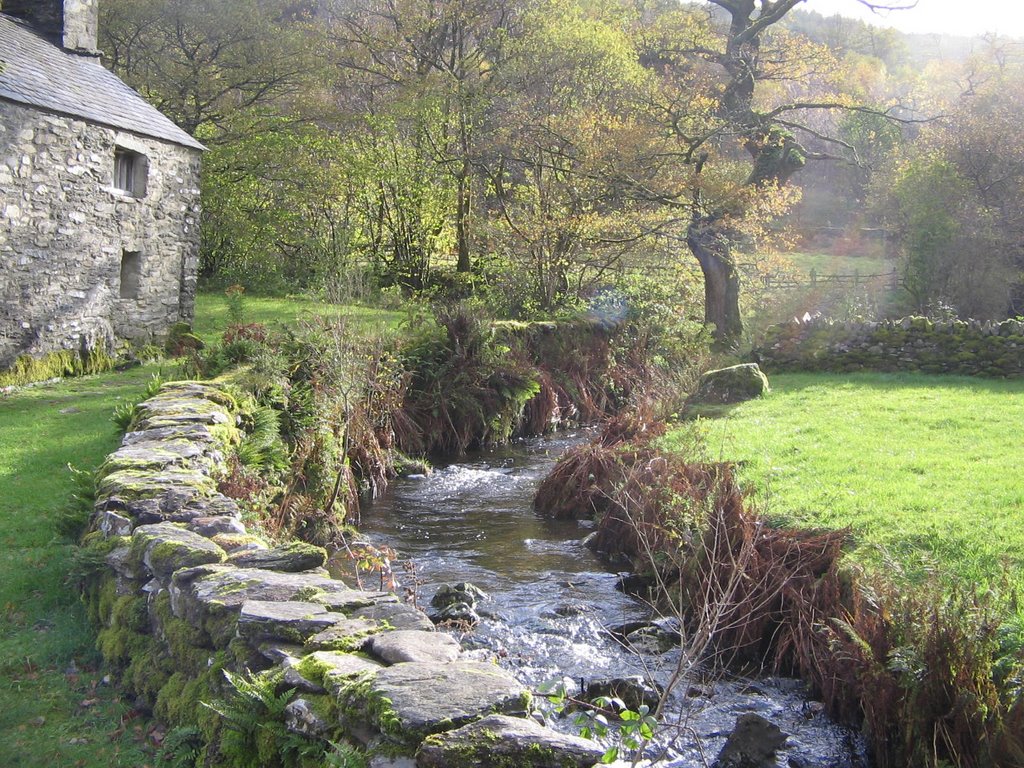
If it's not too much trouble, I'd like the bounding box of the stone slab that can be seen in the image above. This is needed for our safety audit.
[237,600,342,644]
[369,630,461,664]
[130,521,226,581]
[229,542,328,572]
[361,661,528,746]
[351,602,435,632]
[169,566,389,645]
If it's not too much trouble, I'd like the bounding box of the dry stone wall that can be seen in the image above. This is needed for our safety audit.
[83,381,604,767]
[0,99,200,369]
[754,316,1024,377]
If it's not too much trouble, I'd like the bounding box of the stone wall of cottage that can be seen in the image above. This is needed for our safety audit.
[0,99,201,368]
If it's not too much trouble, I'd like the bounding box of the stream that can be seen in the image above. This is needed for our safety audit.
[344,431,868,767]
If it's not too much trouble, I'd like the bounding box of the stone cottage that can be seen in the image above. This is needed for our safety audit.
[0,0,204,370]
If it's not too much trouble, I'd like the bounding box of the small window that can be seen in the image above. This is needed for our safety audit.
[113,148,148,197]
[119,250,142,299]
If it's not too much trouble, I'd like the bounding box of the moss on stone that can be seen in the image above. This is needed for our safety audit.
[0,345,117,387]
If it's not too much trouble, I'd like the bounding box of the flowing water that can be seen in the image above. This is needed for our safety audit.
[346,432,868,767]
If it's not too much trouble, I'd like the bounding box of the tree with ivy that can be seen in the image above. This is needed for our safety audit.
[643,0,913,346]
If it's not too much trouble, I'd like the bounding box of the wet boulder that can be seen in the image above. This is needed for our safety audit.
[622,617,681,655]
[712,713,788,768]
[430,582,488,625]
[689,363,770,406]
[415,714,605,768]
[583,676,662,712]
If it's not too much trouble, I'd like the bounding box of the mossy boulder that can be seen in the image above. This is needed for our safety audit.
[689,364,770,406]
[354,661,529,748]
[130,522,227,581]
[416,714,605,768]
[297,650,385,693]
[305,618,383,652]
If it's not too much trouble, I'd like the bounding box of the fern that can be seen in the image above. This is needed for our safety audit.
[156,726,203,768]
[112,399,138,431]
[237,405,290,475]
[145,372,166,398]
[202,669,324,768]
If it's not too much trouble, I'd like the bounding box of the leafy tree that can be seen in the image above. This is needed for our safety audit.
[478,0,676,313]
[100,0,321,137]
[327,0,518,275]
[640,0,910,345]
[883,65,1024,319]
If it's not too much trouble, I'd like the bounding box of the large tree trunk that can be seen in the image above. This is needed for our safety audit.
[688,213,743,347]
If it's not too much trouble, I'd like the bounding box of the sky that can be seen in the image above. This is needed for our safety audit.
[803,0,1024,39]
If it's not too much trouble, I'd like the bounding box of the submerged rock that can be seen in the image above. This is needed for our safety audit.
[415,713,605,768]
[712,713,788,768]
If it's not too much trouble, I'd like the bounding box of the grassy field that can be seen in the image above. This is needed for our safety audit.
[192,291,406,345]
[0,364,162,766]
[666,372,1024,598]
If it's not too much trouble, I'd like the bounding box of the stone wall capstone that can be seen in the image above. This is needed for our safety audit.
[0,99,201,369]
[82,381,605,767]
[753,316,1024,377]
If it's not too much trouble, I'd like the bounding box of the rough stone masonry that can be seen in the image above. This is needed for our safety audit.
[0,3,204,370]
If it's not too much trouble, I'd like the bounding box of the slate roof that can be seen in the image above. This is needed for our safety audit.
[0,13,204,151]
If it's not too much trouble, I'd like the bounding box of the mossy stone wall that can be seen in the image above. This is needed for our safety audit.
[754,317,1024,377]
[81,380,598,767]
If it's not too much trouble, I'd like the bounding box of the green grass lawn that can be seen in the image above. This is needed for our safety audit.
[666,372,1024,597]
[192,291,406,345]
[0,364,165,766]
